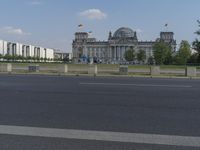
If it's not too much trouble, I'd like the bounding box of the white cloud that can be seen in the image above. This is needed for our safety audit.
[28,1,43,6]
[79,9,107,20]
[0,26,31,35]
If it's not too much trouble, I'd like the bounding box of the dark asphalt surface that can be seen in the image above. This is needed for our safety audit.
[0,74,200,149]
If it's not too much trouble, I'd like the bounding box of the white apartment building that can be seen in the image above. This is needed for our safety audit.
[0,40,54,59]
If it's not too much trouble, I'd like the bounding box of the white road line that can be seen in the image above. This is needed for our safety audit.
[0,125,199,147]
[80,82,192,88]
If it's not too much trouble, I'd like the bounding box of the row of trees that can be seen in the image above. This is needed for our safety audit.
[124,49,146,64]
[192,20,200,64]
[124,41,191,65]
[124,20,200,65]
[153,40,191,65]
[0,54,70,62]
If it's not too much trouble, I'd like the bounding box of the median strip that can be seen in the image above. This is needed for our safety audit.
[0,125,199,147]
[80,82,192,88]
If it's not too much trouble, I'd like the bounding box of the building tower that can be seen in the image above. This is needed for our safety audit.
[160,32,177,51]
[72,32,89,62]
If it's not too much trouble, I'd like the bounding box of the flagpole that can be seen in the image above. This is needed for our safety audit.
[78,24,84,32]
[164,23,169,32]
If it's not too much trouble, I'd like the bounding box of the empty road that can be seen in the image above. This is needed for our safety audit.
[0,74,200,150]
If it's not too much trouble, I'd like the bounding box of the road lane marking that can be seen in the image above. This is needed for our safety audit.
[80,82,192,88]
[0,125,199,147]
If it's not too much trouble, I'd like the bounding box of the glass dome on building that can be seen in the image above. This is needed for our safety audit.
[113,27,135,38]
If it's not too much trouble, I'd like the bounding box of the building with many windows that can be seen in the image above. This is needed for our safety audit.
[72,27,176,63]
[0,40,54,59]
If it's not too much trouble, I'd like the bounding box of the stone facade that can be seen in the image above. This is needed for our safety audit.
[72,27,176,64]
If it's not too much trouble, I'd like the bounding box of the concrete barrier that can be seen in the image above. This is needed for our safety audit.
[29,65,39,72]
[58,64,68,73]
[88,65,97,75]
[185,67,196,77]
[0,63,12,72]
[119,66,128,75]
[150,66,160,76]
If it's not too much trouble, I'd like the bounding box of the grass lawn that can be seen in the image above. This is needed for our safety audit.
[128,65,149,69]
[160,65,186,69]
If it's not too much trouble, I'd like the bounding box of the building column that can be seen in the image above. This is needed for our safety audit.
[115,46,117,60]
[99,48,101,59]
[111,47,113,61]
[118,46,121,61]
[125,46,129,51]
[94,48,97,57]
[90,48,92,58]
[83,47,87,57]
[108,47,111,61]
[116,46,119,61]
[121,46,123,60]
[114,46,116,61]
[120,46,122,61]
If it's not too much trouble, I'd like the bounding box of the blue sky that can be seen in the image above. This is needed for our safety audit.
[0,0,200,52]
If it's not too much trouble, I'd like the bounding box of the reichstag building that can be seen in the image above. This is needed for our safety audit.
[72,27,176,63]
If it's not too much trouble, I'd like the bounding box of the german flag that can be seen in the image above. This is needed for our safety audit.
[78,24,83,28]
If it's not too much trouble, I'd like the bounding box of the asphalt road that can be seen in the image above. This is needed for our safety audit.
[0,74,200,150]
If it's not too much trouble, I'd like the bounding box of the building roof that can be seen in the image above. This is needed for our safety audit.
[113,27,135,38]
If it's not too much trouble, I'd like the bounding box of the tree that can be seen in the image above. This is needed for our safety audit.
[153,42,172,65]
[0,54,3,60]
[63,57,69,62]
[148,56,154,65]
[164,46,173,65]
[175,40,191,65]
[124,48,135,62]
[193,39,200,62]
[137,49,146,64]
[36,57,40,62]
[40,57,44,62]
[192,20,200,63]
[16,55,24,61]
[188,53,198,64]
[27,56,32,62]
[3,54,12,61]
[195,20,200,35]
[11,55,18,61]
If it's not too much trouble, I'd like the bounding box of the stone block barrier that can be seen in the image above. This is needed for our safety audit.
[150,66,160,76]
[1,63,200,78]
[58,64,68,73]
[185,67,196,77]
[88,65,98,75]
[119,66,128,75]
[0,63,12,72]
[28,65,39,72]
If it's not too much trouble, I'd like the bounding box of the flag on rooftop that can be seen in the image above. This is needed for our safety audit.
[78,24,84,28]
[88,31,93,36]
